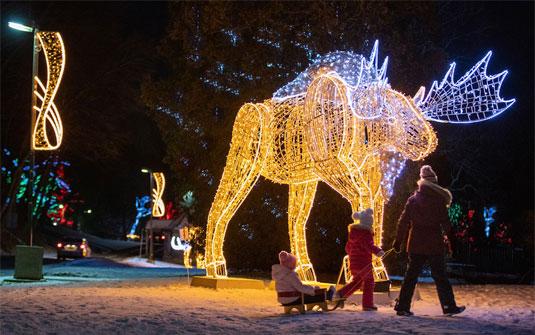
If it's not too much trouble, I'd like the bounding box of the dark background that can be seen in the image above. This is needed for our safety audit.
[1,2,533,276]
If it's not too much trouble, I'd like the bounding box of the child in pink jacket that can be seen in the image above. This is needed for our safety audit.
[272,251,335,305]
[335,209,385,310]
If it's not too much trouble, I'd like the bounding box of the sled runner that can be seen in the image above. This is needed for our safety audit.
[281,289,343,314]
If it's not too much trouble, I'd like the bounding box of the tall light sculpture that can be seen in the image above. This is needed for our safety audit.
[204,41,515,282]
[141,169,165,262]
[151,172,165,218]
[9,22,66,246]
[32,31,65,150]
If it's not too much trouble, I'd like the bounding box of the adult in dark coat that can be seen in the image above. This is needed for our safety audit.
[392,165,465,316]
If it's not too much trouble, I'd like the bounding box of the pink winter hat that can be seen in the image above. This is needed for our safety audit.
[420,165,438,183]
[278,251,297,270]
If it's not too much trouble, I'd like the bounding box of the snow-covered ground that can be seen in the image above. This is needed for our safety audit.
[1,278,533,334]
[0,256,204,282]
[116,256,192,269]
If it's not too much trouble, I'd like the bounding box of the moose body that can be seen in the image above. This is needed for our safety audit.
[204,41,515,281]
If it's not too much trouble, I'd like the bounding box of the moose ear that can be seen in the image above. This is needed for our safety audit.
[413,86,426,105]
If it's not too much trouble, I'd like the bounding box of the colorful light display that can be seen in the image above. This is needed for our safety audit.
[484,206,497,238]
[1,149,76,225]
[127,196,151,238]
[151,172,165,218]
[204,41,515,280]
[32,32,65,150]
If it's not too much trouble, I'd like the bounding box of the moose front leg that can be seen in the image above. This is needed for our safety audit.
[288,182,318,282]
[205,103,270,278]
[355,155,391,286]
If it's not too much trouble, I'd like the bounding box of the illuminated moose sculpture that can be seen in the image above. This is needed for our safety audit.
[205,41,515,282]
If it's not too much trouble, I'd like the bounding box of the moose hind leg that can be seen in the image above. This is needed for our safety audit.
[288,181,318,282]
[205,103,269,277]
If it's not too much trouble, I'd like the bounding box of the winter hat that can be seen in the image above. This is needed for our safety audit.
[278,251,297,270]
[351,208,374,230]
[420,165,438,183]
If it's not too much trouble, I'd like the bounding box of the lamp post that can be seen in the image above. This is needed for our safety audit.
[141,168,154,263]
[9,21,38,246]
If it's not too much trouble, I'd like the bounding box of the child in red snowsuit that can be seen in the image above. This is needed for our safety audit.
[335,208,385,310]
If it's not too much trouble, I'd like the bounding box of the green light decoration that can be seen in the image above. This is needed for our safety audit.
[448,203,462,226]
[1,148,78,225]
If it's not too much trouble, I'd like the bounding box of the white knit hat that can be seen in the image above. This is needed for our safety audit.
[420,165,438,183]
[351,208,374,230]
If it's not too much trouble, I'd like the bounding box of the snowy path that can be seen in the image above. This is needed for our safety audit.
[1,279,533,334]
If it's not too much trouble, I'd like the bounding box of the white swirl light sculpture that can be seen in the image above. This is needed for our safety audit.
[204,40,515,281]
[33,31,65,150]
[151,172,165,218]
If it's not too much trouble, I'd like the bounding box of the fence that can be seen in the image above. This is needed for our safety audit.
[452,243,528,274]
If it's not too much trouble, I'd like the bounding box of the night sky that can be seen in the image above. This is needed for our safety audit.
[1,2,533,239]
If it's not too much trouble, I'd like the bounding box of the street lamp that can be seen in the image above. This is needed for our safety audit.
[9,21,66,246]
[9,21,38,246]
[8,22,34,33]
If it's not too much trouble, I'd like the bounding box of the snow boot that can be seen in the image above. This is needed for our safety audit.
[394,299,413,316]
[396,310,414,316]
[363,306,378,311]
[329,299,345,311]
[443,305,465,316]
[326,286,336,301]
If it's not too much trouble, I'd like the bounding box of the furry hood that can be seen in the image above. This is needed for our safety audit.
[417,179,452,206]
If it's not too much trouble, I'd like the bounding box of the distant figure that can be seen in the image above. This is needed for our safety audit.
[334,209,385,311]
[393,165,465,316]
[272,251,335,306]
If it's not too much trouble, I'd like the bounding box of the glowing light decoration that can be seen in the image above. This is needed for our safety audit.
[196,254,205,269]
[416,52,515,123]
[171,236,192,268]
[33,32,66,150]
[1,149,77,224]
[127,196,151,238]
[151,172,165,217]
[204,41,515,280]
[483,206,497,238]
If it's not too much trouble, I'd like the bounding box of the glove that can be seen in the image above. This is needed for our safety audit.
[377,250,385,258]
[392,240,401,253]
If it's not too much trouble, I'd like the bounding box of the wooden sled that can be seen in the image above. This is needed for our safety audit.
[282,289,340,314]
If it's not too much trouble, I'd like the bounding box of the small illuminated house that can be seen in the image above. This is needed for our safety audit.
[145,212,190,264]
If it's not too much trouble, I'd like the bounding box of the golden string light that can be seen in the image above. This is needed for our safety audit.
[151,172,165,217]
[196,254,205,269]
[184,247,192,269]
[32,31,65,150]
[204,41,514,281]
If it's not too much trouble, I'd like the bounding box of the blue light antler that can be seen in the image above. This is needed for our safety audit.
[416,51,515,123]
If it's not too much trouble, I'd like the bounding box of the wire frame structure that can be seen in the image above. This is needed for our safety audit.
[151,172,166,218]
[204,41,515,281]
[33,31,65,150]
